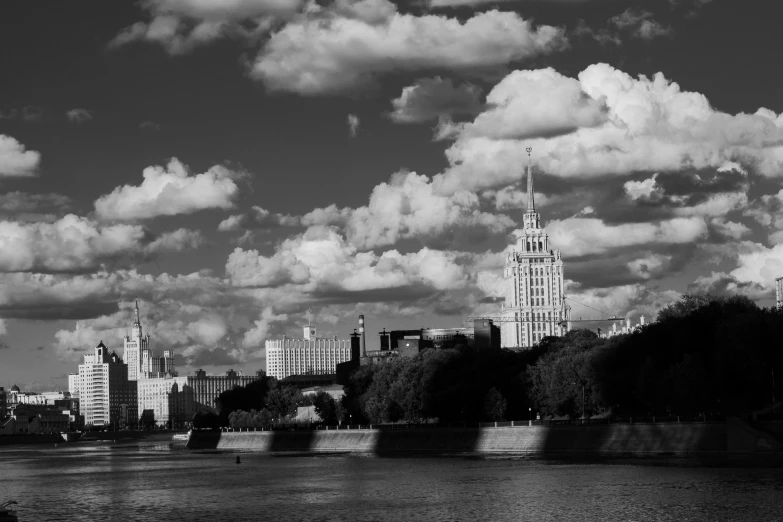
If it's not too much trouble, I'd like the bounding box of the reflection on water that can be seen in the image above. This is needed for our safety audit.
[0,443,781,522]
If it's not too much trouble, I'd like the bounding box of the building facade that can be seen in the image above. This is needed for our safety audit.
[77,342,137,428]
[137,370,264,429]
[0,387,5,420]
[266,323,353,380]
[500,149,569,348]
[777,276,782,309]
[123,300,175,381]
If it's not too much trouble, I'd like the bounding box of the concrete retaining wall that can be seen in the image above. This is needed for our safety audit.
[188,421,745,457]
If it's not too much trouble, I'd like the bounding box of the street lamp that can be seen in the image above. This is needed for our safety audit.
[528,407,532,427]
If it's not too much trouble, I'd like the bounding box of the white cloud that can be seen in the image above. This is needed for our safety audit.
[433,64,783,194]
[0,214,201,273]
[227,226,470,293]
[390,77,483,124]
[627,253,671,279]
[0,135,41,177]
[251,7,568,95]
[729,242,783,286]
[94,158,241,221]
[347,114,360,137]
[609,8,673,40]
[624,174,662,201]
[66,108,93,123]
[300,204,352,227]
[461,68,608,140]
[546,216,708,256]
[243,307,288,348]
[344,170,514,249]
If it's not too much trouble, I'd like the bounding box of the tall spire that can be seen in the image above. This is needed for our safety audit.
[134,299,140,325]
[526,146,535,212]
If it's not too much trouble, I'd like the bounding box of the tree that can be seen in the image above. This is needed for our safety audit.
[312,392,337,424]
[192,411,220,430]
[483,387,507,421]
[265,386,305,421]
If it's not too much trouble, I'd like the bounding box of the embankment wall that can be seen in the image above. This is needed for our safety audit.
[188,419,780,458]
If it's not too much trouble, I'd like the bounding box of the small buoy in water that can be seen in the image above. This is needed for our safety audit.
[235,456,241,464]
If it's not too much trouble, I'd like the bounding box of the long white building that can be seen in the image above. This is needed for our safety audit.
[77,342,137,427]
[500,149,570,348]
[265,322,353,380]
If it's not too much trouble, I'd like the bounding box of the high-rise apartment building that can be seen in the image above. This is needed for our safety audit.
[265,320,353,380]
[123,301,175,381]
[77,342,137,427]
[777,276,782,309]
[500,149,569,348]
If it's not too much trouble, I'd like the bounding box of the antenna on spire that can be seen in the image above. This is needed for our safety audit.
[525,147,535,212]
[134,299,140,325]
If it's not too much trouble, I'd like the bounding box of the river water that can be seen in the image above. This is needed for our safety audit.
[0,441,781,521]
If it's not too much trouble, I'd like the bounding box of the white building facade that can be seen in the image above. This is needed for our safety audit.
[265,324,353,380]
[77,342,137,427]
[138,370,263,428]
[500,150,569,348]
[776,276,782,310]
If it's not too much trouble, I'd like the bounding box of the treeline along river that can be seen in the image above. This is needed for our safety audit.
[0,440,782,521]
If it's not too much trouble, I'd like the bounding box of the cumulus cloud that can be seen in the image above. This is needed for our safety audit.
[627,253,671,280]
[609,9,673,40]
[745,188,783,241]
[66,108,93,123]
[344,170,514,249]
[729,242,783,287]
[347,114,360,137]
[251,6,568,95]
[0,135,41,177]
[433,64,783,194]
[389,77,483,124]
[227,226,470,295]
[460,68,608,140]
[0,214,202,273]
[94,158,242,221]
[546,216,708,257]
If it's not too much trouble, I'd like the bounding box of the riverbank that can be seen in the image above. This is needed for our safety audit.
[187,418,782,462]
[0,430,184,446]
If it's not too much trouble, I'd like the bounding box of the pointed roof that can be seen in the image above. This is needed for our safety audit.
[525,146,535,212]
[134,299,140,325]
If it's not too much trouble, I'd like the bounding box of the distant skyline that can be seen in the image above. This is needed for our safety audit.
[1,0,782,390]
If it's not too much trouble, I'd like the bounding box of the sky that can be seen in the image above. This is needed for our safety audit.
[1,0,782,391]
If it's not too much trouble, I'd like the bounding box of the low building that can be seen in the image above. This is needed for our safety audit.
[369,320,501,364]
[599,316,646,339]
[4,407,70,434]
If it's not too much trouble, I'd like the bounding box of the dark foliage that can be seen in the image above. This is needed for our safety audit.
[528,294,783,418]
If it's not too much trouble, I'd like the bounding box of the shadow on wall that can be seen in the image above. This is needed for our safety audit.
[186,419,779,459]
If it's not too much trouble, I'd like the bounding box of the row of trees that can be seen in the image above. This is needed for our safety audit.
[527,295,783,418]
[205,295,782,427]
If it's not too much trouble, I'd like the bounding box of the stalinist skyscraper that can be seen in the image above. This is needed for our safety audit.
[500,148,569,348]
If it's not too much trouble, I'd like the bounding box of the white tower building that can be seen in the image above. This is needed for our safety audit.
[123,300,175,381]
[500,148,569,348]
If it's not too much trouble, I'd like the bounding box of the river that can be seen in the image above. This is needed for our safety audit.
[0,441,781,521]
